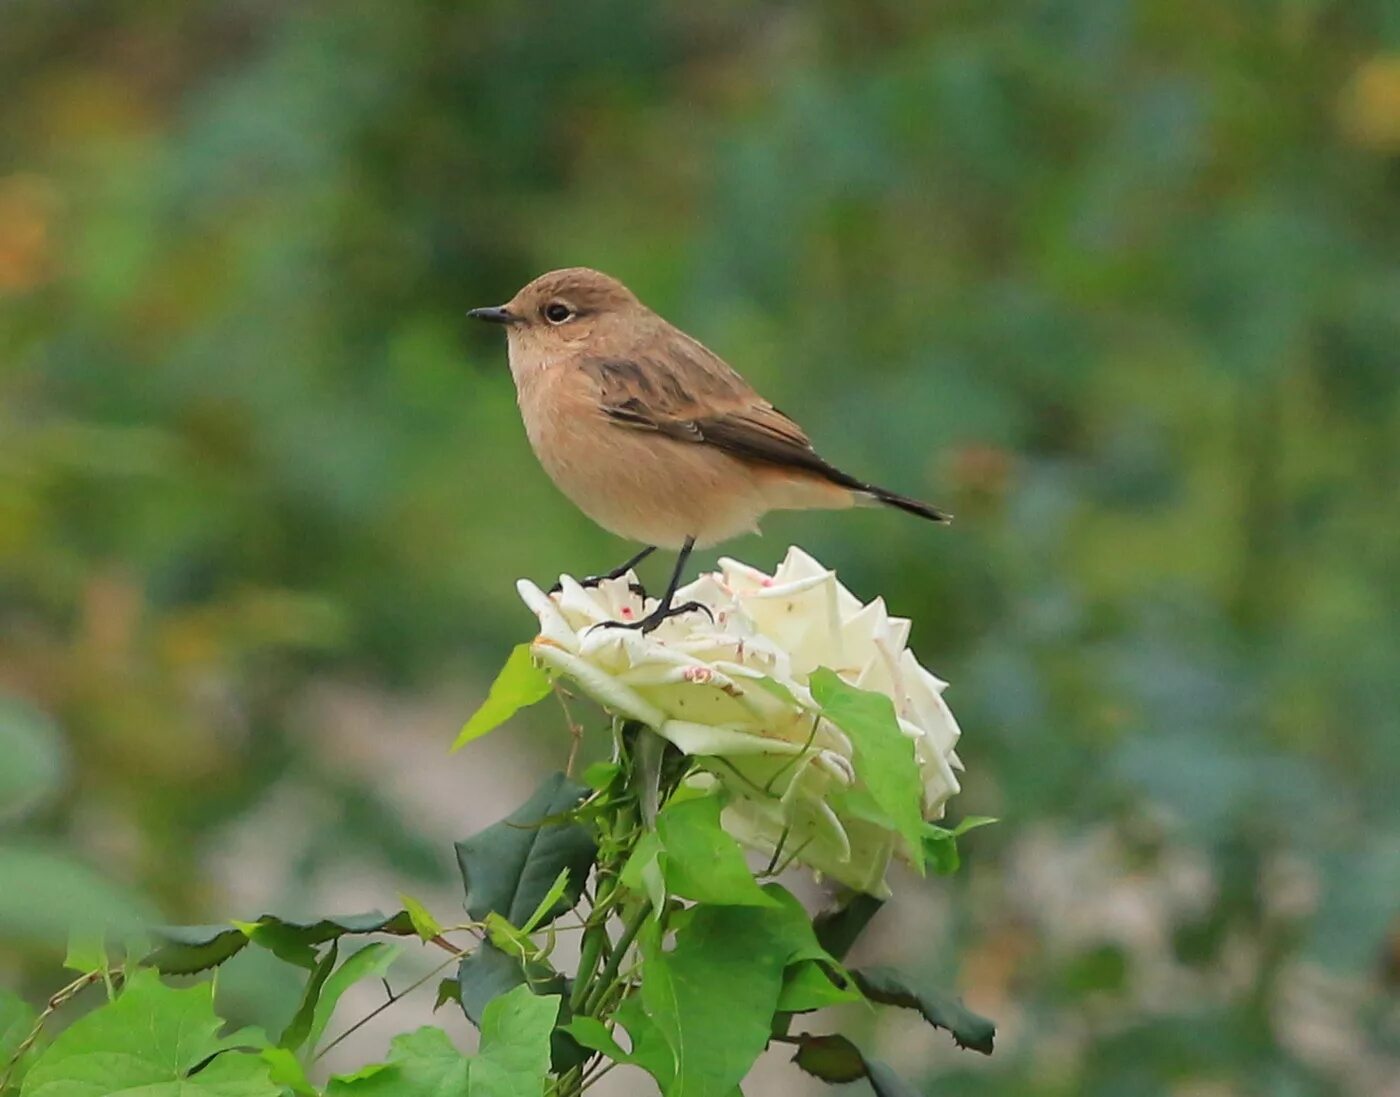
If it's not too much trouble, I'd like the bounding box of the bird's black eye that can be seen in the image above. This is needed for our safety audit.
[543,302,574,324]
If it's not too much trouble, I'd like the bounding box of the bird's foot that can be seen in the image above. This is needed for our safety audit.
[595,600,714,636]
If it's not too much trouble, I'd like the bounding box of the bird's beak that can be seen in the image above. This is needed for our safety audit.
[467,305,520,326]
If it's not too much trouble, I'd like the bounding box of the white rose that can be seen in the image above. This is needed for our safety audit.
[517,546,963,896]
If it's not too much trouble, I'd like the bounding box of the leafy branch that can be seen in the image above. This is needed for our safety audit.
[5,657,996,1097]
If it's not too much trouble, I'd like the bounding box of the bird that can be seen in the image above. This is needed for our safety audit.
[469,267,948,633]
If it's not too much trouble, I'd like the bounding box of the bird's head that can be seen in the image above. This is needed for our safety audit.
[468,268,646,361]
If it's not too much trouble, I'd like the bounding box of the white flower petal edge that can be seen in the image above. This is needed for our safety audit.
[519,546,964,896]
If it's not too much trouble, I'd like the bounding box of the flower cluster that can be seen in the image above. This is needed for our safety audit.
[518,547,963,896]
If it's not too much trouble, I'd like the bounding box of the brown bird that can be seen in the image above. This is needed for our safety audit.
[470,268,948,632]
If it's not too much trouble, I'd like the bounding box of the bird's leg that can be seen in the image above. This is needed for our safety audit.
[549,545,656,597]
[597,536,713,635]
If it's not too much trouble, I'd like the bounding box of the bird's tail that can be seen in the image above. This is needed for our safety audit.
[858,483,952,523]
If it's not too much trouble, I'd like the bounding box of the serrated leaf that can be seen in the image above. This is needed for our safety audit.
[655,796,776,908]
[851,966,995,1054]
[455,773,596,927]
[790,1033,920,1096]
[453,645,552,751]
[810,669,926,873]
[306,943,401,1055]
[145,925,249,975]
[472,986,559,1097]
[324,1027,468,1097]
[18,968,279,1097]
[791,1033,865,1082]
[812,893,886,961]
[399,895,444,942]
[148,911,414,976]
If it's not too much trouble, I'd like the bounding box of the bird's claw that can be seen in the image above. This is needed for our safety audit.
[593,600,714,635]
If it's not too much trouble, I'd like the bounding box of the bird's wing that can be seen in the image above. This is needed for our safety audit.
[580,346,866,490]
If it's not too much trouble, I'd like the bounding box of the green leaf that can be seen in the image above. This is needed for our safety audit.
[1,990,38,1088]
[619,831,666,915]
[790,1033,865,1082]
[922,816,998,876]
[471,985,559,1097]
[640,889,828,1097]
[851,966,995,1054]
[810,669,926,872]
[611,995,674,1090]
[147,911,414,976]
[654,796,776,908]
[562,1010,681,1088]
[777,961,862,1013]
[306,942,401,1055]
[457,944,564,1026]
[325,1027,469,1097]
[399,895,444,942]
[278,941,339,1052]
[434,979,459,1013]
[19,968,279,1097]
[144,924,249,976]
[0,697,64,822]
[922,830,960,875]
[947,815,998,837]
[0,844,151,953]
[579,761,620,791]
[519,869,571,935]
[812,893,886,961]
[862,1057,923,1097]
[484,913,536,963]
[61,926,108,977]
[453,645,552,751]
[260,1048,317,1097]
[559,1017,628,1062]
[456,944,583,1076]
[455,773,596,927]
[790,1033,919,1096]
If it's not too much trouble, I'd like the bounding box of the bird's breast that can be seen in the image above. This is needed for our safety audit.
[510,362,767,548]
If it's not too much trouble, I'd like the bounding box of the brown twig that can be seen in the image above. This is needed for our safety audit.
[1,968,113,1087]
[553,682,585,776]
[316,952,461,1061]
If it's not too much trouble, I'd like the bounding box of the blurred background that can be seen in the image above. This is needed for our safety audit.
[2,1,1398,1093]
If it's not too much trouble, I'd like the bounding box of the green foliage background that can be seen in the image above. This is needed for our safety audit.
[2,1,1397,1093]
